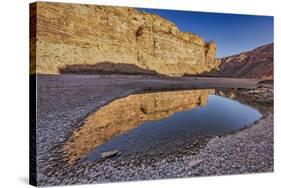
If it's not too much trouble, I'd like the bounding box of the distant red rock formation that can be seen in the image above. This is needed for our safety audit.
[217,43,273,79]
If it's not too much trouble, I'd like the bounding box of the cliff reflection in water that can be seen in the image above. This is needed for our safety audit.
[64,89,214,163]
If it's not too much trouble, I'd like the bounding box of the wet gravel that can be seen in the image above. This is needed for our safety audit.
[35,75,272,186]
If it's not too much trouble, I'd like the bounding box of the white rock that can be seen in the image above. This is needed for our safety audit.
[188,159,203,168]
[100,150,119,159]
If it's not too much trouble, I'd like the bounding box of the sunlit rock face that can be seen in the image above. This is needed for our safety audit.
[64,89,214,163]
[30,2,218,76]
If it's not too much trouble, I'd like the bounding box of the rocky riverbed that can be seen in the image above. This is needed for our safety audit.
[34,75,273,186]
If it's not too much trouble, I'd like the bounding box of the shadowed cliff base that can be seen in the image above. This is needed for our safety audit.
[58,62,219,79]
[58,43,273,79]
[59,62,164,76]
[191,64,273,79]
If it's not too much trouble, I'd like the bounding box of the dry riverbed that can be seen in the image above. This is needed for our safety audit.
[34,75,273,186]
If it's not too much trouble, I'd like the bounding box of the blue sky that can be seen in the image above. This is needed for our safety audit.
[138,8,273,58]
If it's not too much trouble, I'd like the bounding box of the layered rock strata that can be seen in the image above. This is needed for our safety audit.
[30,2,218,76]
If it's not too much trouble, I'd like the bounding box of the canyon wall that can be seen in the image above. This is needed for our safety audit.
[202,43,273,79]
[64,89,214,163]
[30,2,218,76]
[218,43,273,79]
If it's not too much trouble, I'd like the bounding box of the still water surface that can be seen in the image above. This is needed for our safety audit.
[64,89,262,163]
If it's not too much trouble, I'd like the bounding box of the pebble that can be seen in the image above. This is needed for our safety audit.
[35,76,273,186]
[100,150,120,159]
[188,159,203,168]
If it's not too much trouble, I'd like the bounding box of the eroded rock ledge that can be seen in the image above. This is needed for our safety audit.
[30,2,219,76]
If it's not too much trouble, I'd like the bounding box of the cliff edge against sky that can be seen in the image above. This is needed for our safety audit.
[30,2,219,76]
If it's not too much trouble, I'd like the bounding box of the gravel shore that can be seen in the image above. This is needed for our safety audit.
[35,75,273,186]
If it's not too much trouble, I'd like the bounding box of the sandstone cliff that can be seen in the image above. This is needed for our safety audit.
[64,89,214,163]
[30,2,218,76]
[202,43,273,79]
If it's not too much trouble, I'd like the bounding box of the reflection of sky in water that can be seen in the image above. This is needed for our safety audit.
[145,95,262,134]
[85,94,262,162]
